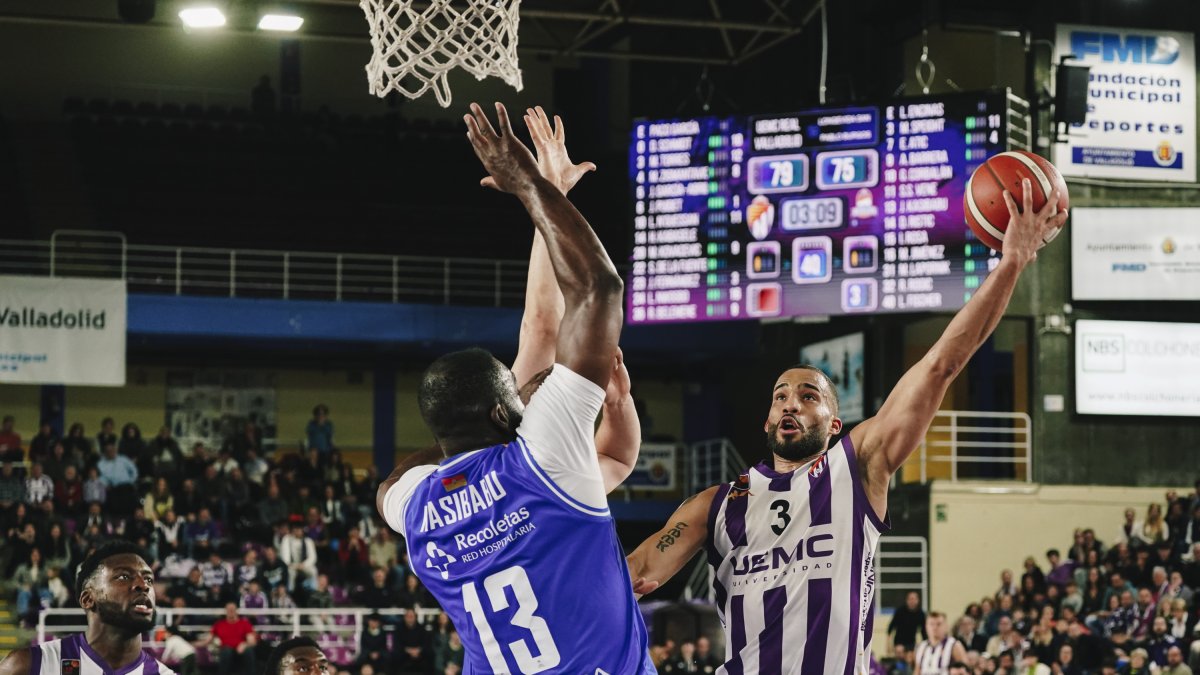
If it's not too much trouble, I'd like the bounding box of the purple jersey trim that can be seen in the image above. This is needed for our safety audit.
[29,645,42,675]
[802,578,833,675]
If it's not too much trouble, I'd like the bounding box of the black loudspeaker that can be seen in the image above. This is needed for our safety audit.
[1055,64,1090,126]
[118,0,156,23]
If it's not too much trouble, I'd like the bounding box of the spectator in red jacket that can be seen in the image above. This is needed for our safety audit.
[195,602,258,675]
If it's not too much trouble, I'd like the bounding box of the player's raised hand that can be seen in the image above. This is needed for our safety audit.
[464,102,542,195]
[522,106,596,195]
[1000,178,1068,267]
[604,348,631,407]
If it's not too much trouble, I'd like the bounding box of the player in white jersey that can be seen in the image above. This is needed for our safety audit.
[914,613,965,675]
[626,179,1068,675]
[0,541,175,675]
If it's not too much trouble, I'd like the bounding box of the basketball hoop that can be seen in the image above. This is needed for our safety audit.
[360,0,524,108]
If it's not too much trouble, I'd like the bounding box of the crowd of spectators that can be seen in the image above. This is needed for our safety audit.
[0,410,467,675]
[887,485,1200,675]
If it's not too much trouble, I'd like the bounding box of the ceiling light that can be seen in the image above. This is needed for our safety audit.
[258,14,304,31]
[179,6,226,28]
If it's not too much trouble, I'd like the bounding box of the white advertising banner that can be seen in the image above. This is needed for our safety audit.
[1076,320,1200,416]
[1071,208,1200,300]
[1055,24,1196,182]
[624,443,677,491]
[0,276,126,386]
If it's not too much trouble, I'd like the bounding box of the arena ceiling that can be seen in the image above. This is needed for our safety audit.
[0,0,826,66]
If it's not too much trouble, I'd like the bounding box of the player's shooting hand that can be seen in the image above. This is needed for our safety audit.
[604,348,631,407]
[1000,178,1068,267]
[465,102,542,195]
[518,106,596,195]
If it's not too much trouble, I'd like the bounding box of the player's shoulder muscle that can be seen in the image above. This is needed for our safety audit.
[0,647,33,675]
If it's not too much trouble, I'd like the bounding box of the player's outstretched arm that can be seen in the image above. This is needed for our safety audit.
[0,647,31,675]
[850,179,1067,514]
[465,101,621,389]
[626,485,719,597]
[510,106,594,388]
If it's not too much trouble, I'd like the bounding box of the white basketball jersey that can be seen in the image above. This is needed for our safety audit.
[706,437,889,675]
[915,637,959,675]
[30,634,176,675]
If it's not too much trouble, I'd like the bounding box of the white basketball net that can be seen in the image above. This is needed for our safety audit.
[360,0,524,108]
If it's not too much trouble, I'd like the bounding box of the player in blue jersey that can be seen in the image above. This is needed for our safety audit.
[377,102,654,675]
[0,540,174,675]
[626,180,1068,674]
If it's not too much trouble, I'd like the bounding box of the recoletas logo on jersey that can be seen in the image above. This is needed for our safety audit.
[61,660,80,675]
[425,541,457,580]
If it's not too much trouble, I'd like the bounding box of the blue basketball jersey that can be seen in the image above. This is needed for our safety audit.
[389,368,654,675]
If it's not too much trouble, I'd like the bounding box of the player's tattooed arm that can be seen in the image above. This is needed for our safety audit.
[375,446,445,519]
[850,179,1067,518]
[0,646,31,675]
[625,486,718,598]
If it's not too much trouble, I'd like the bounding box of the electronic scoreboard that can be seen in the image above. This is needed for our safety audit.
[627,91,1010,324]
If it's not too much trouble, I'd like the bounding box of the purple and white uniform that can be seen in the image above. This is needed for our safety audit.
[915,637,959,675]
[30,634,176,675]
[706,436,889,675]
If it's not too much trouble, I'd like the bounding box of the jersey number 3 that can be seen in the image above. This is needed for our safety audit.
[770,500,791,535]
[462,565,562,674]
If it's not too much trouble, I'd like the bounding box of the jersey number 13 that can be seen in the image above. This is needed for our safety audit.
[462,565,562,674]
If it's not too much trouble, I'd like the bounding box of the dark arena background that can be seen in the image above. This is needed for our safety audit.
[1,0,1199,673]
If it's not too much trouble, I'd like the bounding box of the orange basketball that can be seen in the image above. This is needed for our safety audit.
[963,150,1069,252]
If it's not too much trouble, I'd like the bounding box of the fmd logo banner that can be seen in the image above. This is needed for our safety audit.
[1055,25,1196,182]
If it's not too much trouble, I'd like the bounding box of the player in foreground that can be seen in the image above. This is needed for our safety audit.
[0,541,174,675]
[626,180,1068,674]
[263,637,330,675]
[377,102,654,674]
[508,105,640,493]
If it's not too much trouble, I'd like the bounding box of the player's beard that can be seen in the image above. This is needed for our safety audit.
[94,598,155,635]
[765,421,827,463]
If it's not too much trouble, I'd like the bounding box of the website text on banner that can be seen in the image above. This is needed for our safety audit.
[0,276,127,386]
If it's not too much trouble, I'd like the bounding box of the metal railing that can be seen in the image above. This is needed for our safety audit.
[875,535,929,616]
[37,606,442,652]
[909,410,1033,483]
[3,232,529,307]
[686,438,748,495]
[1006,91,1032,152]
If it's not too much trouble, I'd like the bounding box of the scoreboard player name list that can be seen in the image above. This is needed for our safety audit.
[881,101,953,311]
[631,119,714,322]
